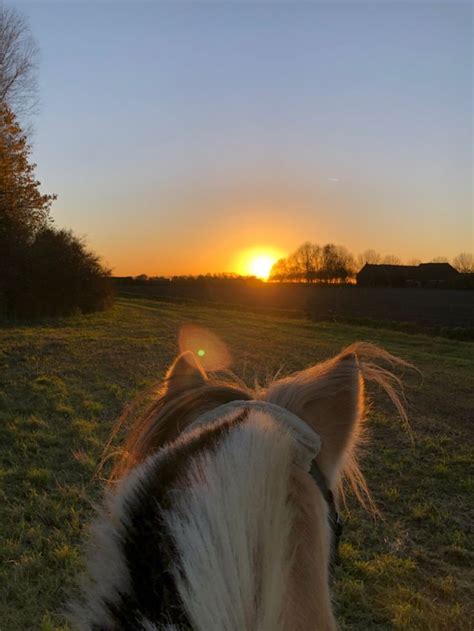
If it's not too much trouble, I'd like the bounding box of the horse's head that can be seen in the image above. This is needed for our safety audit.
[120,343,407,506]
[84,343,409,631]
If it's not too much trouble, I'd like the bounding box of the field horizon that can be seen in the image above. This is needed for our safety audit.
[1,296,473,629]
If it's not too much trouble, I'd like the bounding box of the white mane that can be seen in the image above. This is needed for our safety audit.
[163,411,296,631]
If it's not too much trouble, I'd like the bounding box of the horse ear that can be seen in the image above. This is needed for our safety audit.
[267,352,364,484]
[165,351,208,396]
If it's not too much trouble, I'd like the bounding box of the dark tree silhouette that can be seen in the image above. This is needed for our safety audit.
[320,244,355,283]
[291,242,321,282]
[10,228,113,317]
[0,103,55,313]
[0,105,112,318]
[269,241,355,283]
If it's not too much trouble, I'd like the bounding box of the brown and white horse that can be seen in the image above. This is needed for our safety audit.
[72,343,408,630]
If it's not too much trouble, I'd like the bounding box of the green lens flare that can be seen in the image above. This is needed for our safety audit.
[197,349,206,357]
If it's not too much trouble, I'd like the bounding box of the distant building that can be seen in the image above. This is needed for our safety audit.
[357,263,460,287]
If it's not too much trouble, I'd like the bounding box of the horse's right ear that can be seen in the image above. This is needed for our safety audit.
[164,351,208,396]
[266,351,363,486]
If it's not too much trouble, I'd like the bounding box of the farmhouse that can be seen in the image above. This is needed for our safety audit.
[357,262,460,287]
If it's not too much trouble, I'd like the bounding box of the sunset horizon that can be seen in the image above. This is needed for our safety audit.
[17,1,471,278]
[108,242,469,279]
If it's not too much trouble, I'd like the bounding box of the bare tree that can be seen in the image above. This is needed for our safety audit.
[407,258,422,266]
[357,249,381,269]
[335,244,356,279]
[431,256,449,263]
[382,254,402,265]
[269,257,291,282]
[453,252,474,273]
[0,6,38,118]
[291,242,321,283]
[321,244,355,283]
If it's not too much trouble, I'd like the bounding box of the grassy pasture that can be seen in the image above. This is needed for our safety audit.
[0,297,473,630]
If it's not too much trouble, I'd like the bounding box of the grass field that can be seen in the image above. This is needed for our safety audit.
[1,297,473,630]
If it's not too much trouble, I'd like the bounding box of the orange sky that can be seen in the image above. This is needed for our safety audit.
[75,176,470,277]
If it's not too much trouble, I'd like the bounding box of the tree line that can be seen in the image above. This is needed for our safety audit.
[119,273,264,285]
[0,6,111,318]
[269,243,474,284]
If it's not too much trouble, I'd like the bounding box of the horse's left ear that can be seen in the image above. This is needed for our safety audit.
[165,351,208,396]
[267,352,364,484]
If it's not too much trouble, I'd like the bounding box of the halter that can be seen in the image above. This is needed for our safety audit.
[186,400,343,573]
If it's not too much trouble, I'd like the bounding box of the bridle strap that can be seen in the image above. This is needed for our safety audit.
[310,461,343,573]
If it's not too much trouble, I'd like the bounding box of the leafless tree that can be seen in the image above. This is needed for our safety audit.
[291,242,321,283]
[453,252,474,273]
[431,256,449,263]
[357,249,381,269]
[320,244,355,283]
[382,254,402,265]
[0,6,38,118]
[269,257,291,282]
[407,258,422,266]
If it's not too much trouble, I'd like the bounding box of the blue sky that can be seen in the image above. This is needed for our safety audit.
[14,1,473,275]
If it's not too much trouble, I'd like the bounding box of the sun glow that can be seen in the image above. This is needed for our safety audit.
[248,255,276,279]
[235,247,284,280]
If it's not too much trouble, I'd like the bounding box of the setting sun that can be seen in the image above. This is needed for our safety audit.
[248,255,276,280]
[234,247,284,280]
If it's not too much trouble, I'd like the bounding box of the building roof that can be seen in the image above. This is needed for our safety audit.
[357,262,459,281]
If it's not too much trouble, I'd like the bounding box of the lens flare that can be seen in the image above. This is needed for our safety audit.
[178,325,231,371]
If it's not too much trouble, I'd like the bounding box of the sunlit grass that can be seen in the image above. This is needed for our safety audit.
[0,297,473,629]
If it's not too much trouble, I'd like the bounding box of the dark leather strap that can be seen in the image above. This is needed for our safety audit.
[309,461,343,575]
